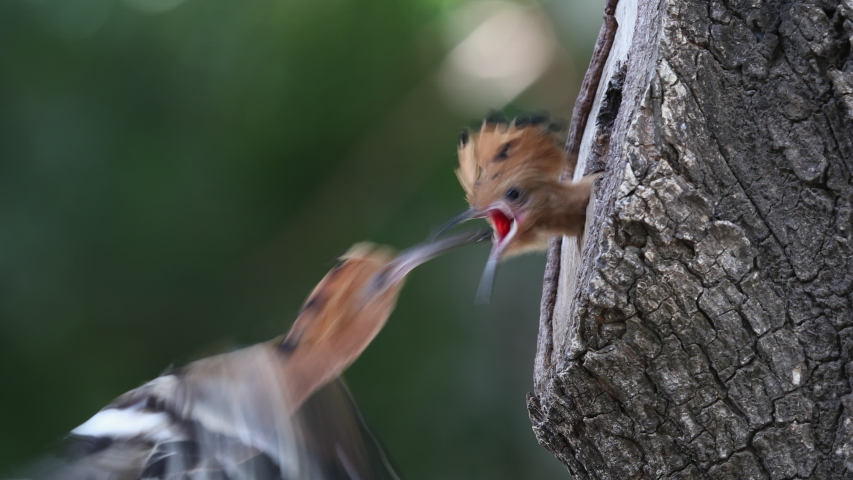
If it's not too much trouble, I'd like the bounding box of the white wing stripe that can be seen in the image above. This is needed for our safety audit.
[71,408,178,442]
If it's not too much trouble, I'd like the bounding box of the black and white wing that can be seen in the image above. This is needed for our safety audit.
[12,345,399,480]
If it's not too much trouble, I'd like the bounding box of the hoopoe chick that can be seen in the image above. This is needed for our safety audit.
[441,113,598,302]
[23,231,487,480]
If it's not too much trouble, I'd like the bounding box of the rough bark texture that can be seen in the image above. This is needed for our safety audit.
[528,0,853,478]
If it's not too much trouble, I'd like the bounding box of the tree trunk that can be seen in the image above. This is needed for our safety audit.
[527,0,853,478]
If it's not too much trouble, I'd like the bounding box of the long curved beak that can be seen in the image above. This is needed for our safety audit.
[430,205,521,304]
[429,208,487,239]
[374,229,492,289]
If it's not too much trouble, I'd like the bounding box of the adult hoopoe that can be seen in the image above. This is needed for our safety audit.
[438,112,598,302]
[14,231,488,480]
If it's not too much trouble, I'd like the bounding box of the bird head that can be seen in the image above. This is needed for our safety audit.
[279,231,489,407]
[450,114,566,255]
[438,113,578,301]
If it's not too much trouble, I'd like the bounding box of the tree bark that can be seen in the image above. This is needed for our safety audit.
[528,0,853,478]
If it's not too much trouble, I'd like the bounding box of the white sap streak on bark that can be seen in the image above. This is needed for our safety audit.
[548,0,639,368]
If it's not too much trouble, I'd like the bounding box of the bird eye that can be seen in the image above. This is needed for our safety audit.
[505,188,521,202]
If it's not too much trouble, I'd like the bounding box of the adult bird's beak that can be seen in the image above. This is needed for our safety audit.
[430,207,488,240]
[374,229,492,291]
[431,206,519,304]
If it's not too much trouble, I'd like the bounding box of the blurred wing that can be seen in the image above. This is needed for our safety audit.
[10,349,399,480]
[295,378,401,480]
[17,345,304,480]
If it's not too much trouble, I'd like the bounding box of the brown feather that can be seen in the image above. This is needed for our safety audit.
[278,243,401,411]
[462,120,566,213]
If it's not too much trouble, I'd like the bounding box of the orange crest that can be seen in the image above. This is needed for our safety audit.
[456,114,566,211]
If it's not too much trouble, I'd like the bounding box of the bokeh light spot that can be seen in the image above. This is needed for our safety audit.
[439,1,556,113]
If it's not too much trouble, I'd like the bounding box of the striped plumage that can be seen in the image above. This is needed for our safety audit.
[29,375,396,480]
[13,232,487,480]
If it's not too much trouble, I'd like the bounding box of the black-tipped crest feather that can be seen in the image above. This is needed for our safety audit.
[484,109,508,124]
[530,111,550,125]
[458,129,470,146]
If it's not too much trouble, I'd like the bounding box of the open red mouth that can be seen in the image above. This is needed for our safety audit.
[489,210,513,242]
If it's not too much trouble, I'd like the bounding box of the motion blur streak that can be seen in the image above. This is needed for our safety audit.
[11,233,485,480]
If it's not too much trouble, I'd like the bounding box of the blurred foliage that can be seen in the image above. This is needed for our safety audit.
[0,0,600,478]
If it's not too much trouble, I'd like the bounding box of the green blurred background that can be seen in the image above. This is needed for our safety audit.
[0,0,601,477]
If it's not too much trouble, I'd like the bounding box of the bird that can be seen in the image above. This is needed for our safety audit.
[12,231,489,480]
[437,111,599,303]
